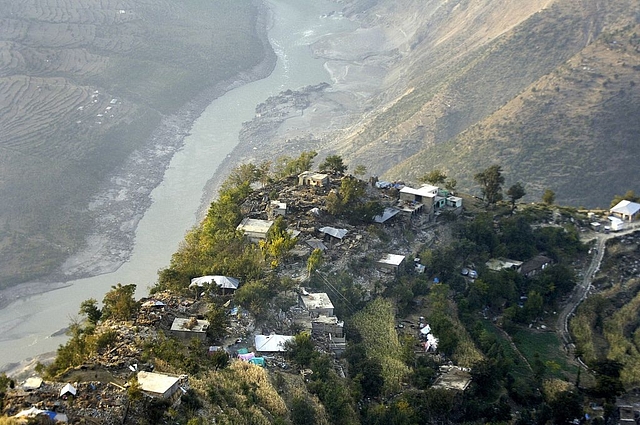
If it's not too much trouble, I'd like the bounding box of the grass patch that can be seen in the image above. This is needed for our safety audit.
[478,320,532,380]
[512,328,578,381]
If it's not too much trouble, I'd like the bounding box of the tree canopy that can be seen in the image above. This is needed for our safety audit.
[474,165,504,205]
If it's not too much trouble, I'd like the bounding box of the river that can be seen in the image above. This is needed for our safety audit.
[0,0,355,371]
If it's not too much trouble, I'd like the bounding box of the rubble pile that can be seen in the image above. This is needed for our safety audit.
[3,381,127,423]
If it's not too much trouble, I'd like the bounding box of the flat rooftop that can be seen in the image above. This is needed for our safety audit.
[378,253,406,266]
[170,317,209,333]
[236,218,274,234]
[300,292,334,311]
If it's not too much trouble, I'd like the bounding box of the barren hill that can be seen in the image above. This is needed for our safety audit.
[328,0,638,207]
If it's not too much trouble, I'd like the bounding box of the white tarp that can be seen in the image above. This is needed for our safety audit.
[190,275,240,290]
[60,383,77,397]
[254,334,294,352]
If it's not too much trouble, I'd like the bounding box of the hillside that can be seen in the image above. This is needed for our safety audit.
[0,0,269,286]
[337,0,639,207]
[4,163,635,424]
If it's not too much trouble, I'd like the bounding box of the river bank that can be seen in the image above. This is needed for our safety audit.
[0,4,276,309]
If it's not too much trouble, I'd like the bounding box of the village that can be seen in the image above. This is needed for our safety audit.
[3,165,640,424]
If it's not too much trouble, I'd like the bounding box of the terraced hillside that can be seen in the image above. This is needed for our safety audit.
[0,0,266,286]
[327,0,638,208]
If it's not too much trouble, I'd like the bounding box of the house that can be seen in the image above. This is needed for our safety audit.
[311,315,344,338]
[377,253,406,273]
[374,207,401,223]
[446,195,463,208]
[170,317,209,342]
[236,218,274,242]
[298,171,329,187]
[299,291,334,317]
[318,226,348,245]
[254,334,294,353]
[520,255,553,278]
[486,258,523,272]
[610,200,640,221]
[399,184,439,214]
[269,200,287,217]
[137,371,181,398]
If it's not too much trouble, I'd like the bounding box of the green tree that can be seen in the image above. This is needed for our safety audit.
[610,189,640,207]
[319,154,347,174]
[101,284,139,321]
[284,332,317,368]
[307,248,324,277]
[353,164,367,178]
[205,303,229,340]
[224,163,260,189]
[79,298,102,325]
[260,216,297,267]
[474,165,504,205]
[507,182,526,210]
[542,188,556,205]
[420,169,447,185]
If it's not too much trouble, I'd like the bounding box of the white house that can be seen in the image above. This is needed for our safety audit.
[610,200,640,221]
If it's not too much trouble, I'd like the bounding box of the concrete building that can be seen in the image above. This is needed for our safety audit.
[311,315,344,338]
[236,218,274,242]
[137,371,181,398]
[377,253,406,273]
[298,171,329,187]
[299,291,334,317]
[170,317,209,342]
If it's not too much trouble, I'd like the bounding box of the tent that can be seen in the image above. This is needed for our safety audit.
[190,275,240,291]
[249,357,266,367]
[59,383,77,397]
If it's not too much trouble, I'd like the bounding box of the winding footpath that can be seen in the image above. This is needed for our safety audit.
[556,222,640,365]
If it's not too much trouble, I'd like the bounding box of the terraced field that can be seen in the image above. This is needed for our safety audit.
[0,0,266,286]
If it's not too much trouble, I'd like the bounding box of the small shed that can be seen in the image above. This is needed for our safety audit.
[446,196,463,208]
[520,255,552,278]
[298,171,329,187]
[269,200,287,217]
[299,291,334,317]
[170,317,209,342]
[318,226,348,245]
[254,334,294,353]
[377,253,406,273]
[486,258,523,272]
[236,218,274,242]
[374,207,401,223]
[137,371,181,399]
[610,200,640,221]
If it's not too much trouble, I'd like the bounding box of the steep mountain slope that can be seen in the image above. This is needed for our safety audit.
[330,0,637,207]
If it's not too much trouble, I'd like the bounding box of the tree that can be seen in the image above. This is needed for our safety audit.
[307,248,324,277]
[420,169,447,185]
[319,154,347,174]
[507,182,526,210]
[284,332,317,368]
[101,283,139,321]
[79,298,102,325]
[353,164,367,178]
[445,178,457,192]
[474,165,504,205]
[610,190,640,207]
[542,188,556,206]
